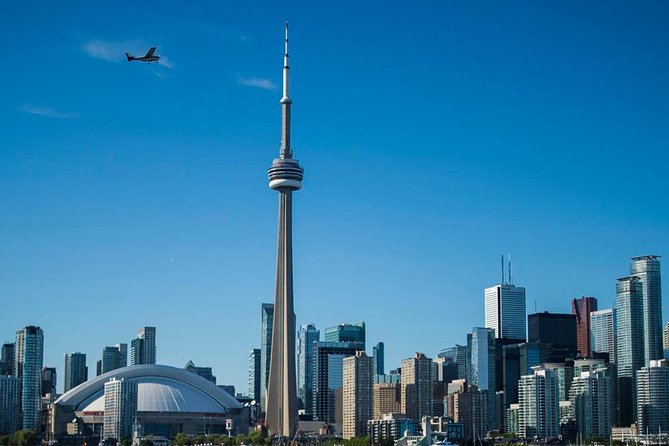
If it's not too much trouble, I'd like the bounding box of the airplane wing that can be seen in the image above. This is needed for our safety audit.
[145,47,156,57]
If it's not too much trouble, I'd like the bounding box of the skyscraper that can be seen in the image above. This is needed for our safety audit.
[248,349,261,401]
[260,303,274,411]
[297,324,319,413]
[15,326,44,432]
[0,376,21,434]
[373,342,385,376]
[485,284,527,342]
[324,322,366,346]
[184,360,216,384]
[401,352,433,424]
[1,343,14,376]
[100,344,127,375]
[64,353,88,393]
[130,327,156,366]
[590,309,616,363]
[343,351,373,439]
[630,255,663,364]
[312,341,362,423]
[467,328,496,431]
[572,296,598,358]
[41,366,57,396]
[569,370,612,438]
[518,368,559,439]
[615,275,645,427]
[528,312,577,362]
[663,322,669,359]
[265,23,303,438]
[103,377,138,441]
[636,359,669,435]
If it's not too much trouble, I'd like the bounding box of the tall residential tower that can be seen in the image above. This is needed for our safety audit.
[265,23,304,438]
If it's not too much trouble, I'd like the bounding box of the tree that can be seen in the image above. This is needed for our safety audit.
[140,439,155,446]
[0,435,10,446]
[120,438,133,446]
[12,430,36,446]
[174,433,191,446]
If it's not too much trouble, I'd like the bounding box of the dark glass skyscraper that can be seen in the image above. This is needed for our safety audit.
[324,322,366,346]
[260,303,274,411]
[64,352,88,392]
[528,312,577,362]
[248,349,261,401]
[297,324,319,413]
[130,327,156,366]
[373,342,384,376]
[615,275,645,426]
[15,326,44,431]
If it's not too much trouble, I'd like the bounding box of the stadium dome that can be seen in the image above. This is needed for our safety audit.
[50,365,247,440]
[56,364,242,413]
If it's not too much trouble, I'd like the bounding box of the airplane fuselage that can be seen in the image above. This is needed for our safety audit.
[130,56,160,63]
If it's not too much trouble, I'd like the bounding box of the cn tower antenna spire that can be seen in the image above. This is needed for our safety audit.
[280,21,292,159]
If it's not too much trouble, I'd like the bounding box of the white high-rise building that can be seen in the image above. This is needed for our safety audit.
[590,309,616,363]
[518,368,559,439]
[485,284,527,341]
[569,370,612,438]
[636,360,669,434]
[103,377,138,441]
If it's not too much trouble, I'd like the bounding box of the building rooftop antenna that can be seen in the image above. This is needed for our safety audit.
[501,254,505,285]
[508,254,513,285]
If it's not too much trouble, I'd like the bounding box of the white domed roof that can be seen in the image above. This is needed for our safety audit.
[56,364,241,414]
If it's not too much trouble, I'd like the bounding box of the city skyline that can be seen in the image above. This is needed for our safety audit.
[1,1,669,395]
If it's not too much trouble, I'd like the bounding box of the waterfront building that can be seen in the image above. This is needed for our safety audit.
[103,377,138,441]
[0,375,21,434]
[15,325,44,431]
[99,344,127,375]
[64,353,88,393]
[248,348,261,401]
[615,275,645,426]
[259,303,273,411]
[184,360,216,384]
[590,309,616,363]
[528,312,577,362]
[367,414,415,444]
[485,284,527,342]
[312,341,362,423]
[324,322,366,346]
[401,352,434,424]
[342,351,373,439]
[130,327,156,366]
[569,370,612,438]
[572,296,598,358]
[373,342,385,376]
[636,359,669,435]
[630,255,663,365]
[518,368,559,439]
[297,323,319,413]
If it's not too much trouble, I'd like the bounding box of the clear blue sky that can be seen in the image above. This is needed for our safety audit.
[1,1,668,393]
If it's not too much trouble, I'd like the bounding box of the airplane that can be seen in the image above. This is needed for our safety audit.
[125,47,160,63]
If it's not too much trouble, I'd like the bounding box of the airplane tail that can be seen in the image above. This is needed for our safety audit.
[125,52,133,61]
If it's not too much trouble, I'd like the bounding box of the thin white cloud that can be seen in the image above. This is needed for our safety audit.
[238,77,277,91]
[19,104,79,119]
[82,39,175,69]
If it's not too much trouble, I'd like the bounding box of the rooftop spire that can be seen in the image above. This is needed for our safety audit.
[280,21,292,158]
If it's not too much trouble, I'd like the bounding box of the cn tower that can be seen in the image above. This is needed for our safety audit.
[265,22,302,438]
